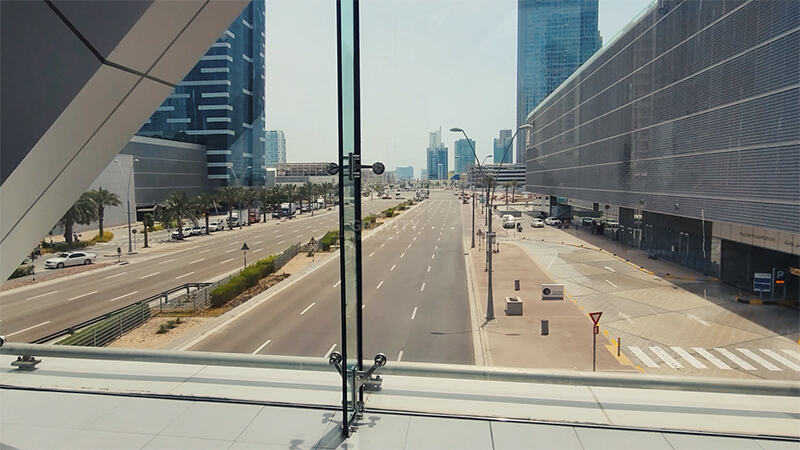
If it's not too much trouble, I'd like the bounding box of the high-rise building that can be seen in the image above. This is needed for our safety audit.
[265,130,286,168]
[396,166,414,180]
[426,127,448,180]
[137,0,267,188]
[420,169,428,180]
[454,138,475,174]
[493,129,513,163]
[516,0,601,163]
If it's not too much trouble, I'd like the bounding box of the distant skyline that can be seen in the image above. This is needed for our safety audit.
[266,0,653,174]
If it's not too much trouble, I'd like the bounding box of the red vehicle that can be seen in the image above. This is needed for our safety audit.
[249,209,260,223]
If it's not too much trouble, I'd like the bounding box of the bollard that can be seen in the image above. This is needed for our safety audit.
[618,337,621,357]
[514,280,520,291]
[541,319,549,335]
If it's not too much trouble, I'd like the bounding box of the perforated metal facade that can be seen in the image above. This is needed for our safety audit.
[525,0,800,234]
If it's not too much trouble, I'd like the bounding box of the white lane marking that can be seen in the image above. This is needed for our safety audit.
[68,290,98,301]
[427,265,431,272]
[176,272,194,280]
[254,240,264,245]
[619,312,634,324]
[157,258,176,265]
[225,248,237,253]
[109,291,139,302]
[715,348,756,370]
[190,258,205,264]
[737,348,781,371]
[275,234,282,238]
[420,283,425,292]
[687,313,711,327]
[362,304,366,309]
[604,266,615,272]
[390,264,396,272]
[400,253,405,258]
[431,254,435,260]
[221,258,234,264]
[324,344,337,359]
[434,245,438,250]
[140,272,160,279]
[649,346,683,369]
[407,244,412,248]
[376,281,384,289]
[28,290,58,300]
[104,272,127,279]
[546,252,559,270]
[252,248,263,253]
[397,350,404,361]
[671,346,707,369]
[380,243,385,248]
[333,280,341,288]
[413,236,417,241]
[781,349,800,363]
[605,280,617,288]
[693,348,731,369]
[437,238,440,242]
[369,252,375,257]
[277,240,285,245]
[252,339,272,355]
[629,346,659,368]
[300,302,316,315]
[6,321,51,337]
[411,306,418,320]
[761,349,800,371]
[198,248,212,254]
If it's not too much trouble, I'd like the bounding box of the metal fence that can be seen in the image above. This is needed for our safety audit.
[56,303,151,347]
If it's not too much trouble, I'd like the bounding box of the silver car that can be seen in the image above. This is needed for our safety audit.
[45,251,96,269]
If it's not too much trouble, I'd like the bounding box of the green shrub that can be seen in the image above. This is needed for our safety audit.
[209,255,279,308]
[384,208,395,218]
[9,265,34,279]
[320,230,339,251]
[90,232,114,244]
[396,204,406,211]
[157,323,169,334]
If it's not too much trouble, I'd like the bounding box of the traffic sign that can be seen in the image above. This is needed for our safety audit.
[593,325,599,335]
[775,269,786,285]
[589,311,602,325]
[753,272,771,293]
[132,229,137,234]
[241,242,250,251]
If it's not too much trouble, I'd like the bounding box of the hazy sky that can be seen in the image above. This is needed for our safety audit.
[265,0,653,176]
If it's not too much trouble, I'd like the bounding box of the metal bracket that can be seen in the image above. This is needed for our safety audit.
[328,352,387,428]
[326,158,385,181]
[11,355,41,371]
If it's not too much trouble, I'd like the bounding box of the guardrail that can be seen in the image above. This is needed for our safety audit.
[0,343,797,397]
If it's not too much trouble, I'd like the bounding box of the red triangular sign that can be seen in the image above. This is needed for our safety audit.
[589,312,602,324]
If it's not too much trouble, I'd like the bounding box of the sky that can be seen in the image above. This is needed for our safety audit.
[265,0,653,177]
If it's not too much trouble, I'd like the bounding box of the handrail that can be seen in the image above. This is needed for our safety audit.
[0,343,797,397]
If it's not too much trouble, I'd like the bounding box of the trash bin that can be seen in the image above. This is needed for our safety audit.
[541,320,549,335]
[505,297,523,316]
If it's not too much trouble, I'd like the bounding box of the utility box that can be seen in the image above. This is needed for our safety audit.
[541,284,565,300]
[541,320,549,335]
[505,296,523,315]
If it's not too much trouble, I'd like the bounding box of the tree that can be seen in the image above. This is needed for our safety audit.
[502,182,512,205]
[321,182,335,206]
[256,188,271,222]
[510,180,519,203]
[284,184,298,208]
[302,181,316,215]
[141,213,154,248]
[193,192,216,235]
[159,191,197,239]
[88,187,121,238]
[241,188,257,225]
[59,192,95,244]
[218,185,241,229]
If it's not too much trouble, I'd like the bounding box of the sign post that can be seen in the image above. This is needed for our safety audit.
[589,312,602,372]
[753,272,771,301]
[132,228,137,251]
[241,242,249,269]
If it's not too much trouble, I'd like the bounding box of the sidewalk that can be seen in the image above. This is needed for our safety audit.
[462,203,635,372]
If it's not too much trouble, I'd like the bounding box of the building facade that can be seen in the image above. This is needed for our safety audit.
[137,0,266,189]
[453,138,475,174]
[524,0,800,296]
[516,0,601,163]
[468,163,525,187]
[493,129,513,163]
[265,130,286,168]
[396,166,414,180]
[426,128,448,180]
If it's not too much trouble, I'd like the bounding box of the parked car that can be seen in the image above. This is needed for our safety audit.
[582,217,593,226]
[381,194,391,199]
[191,225,203,236]
[45,251,96,269]
[209,220,224,232]
[544,217,559,226]
[502,215,516,229]
[171,226,193,240]
[531,218,544,228]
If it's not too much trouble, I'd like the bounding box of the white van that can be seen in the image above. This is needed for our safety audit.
[502,215,516,229]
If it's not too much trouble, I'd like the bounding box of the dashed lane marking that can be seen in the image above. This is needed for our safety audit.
[300,302,316,315]
[6,321,51,337]
[109,291,138,302]
[67,290,98,301]
[252,339,271,354]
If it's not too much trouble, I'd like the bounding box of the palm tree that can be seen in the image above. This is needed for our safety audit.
[256,188,271,222]
[302,181,315,214]
[284,184,298,209]
[193,192,216,235]
[241,188,257,225]
[510,180,519,203]
[59,192,95,244]
[502,182,512,205]
[218,185,241,229]
[159,191,197,239]
[88,187,121,238]
[141,213,154,248]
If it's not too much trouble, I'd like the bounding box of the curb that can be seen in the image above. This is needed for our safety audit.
[735,296,798,309]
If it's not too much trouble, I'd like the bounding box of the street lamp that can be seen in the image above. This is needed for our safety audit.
[114,157,140,254]
[227,165,252,227]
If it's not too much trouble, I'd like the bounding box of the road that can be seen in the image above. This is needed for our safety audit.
[0,198,401,343]
[188,192,474,365]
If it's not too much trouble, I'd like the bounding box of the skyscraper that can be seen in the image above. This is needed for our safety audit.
[396,166,414,180]
[454,138,475,174]
[516,0,601,162]
[137,0,266,188]
[493,129,513,163]
[426,127,448,180]
[265,130,286,168]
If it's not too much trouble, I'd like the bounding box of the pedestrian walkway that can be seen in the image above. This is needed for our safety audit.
[626,345,800,373]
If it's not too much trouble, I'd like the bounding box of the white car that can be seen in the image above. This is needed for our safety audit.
[531,218,545,228]
[171,226,193,240]
[209,221,224,232]
[45,251,96,269]
[544,217,560,226]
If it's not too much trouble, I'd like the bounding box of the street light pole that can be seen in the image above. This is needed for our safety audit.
[115,158,139,254]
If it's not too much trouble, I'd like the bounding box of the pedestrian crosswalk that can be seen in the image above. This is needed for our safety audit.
[627,346,800,372]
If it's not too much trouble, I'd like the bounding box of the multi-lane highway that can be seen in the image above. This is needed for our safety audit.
[0,198,401,343]
[188,192,474,365]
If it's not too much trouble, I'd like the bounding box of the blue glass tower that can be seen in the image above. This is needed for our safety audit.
[516,0,601,163]
[137,0,266,188]
[454,138,475,174]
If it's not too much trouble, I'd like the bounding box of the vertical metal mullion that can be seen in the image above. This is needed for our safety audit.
[352,0,364,388]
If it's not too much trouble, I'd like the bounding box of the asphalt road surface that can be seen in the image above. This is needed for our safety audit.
[0,198,402,343]
[189,192,474,365]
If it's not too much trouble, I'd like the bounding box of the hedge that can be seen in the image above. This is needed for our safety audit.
[396,204,406,211]
[41,231,114,254]
[209,255,278,307]
[9,265,34,279]
[320,230,339,251]
[384,208,395,218]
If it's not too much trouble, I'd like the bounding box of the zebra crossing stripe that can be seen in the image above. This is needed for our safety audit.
[629,346,659,368]
[671,346,707,369]
[782,349,800,363]
[649,346,682,369]
[760,349,800,372]
[693,348,731,370]
[737,348,781,371]
[716,348,756,370]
